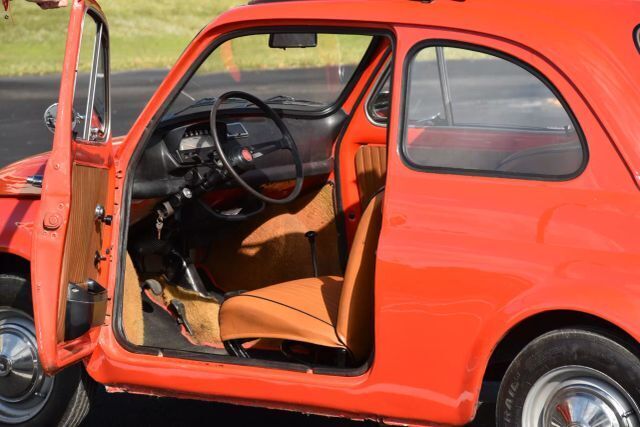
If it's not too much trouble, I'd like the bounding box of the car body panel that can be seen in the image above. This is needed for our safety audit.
[0,0,638,425]
[0,152,48,197]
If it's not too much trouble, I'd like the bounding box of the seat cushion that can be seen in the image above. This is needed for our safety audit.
[219,276,346,349]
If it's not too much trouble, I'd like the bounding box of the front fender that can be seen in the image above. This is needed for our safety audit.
[0,197,40,261]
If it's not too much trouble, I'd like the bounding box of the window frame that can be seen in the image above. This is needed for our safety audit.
[74,8,111,144]
[399,40,589,182]
[365,59,391,126]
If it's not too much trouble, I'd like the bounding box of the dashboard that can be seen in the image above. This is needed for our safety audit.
[132,109,347,199]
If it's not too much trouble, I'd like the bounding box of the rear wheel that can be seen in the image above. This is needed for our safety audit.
[0,274,93,426]
[497,329,640,427]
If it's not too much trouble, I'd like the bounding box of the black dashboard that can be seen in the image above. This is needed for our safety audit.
[132,109,347,199]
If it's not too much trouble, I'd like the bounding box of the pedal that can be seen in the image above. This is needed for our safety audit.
[168,299,194,336]
[141,278,163,296]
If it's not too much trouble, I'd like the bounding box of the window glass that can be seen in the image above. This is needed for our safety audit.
[368,68,391,123]
[73,12,109,141]
[403,45,584,178]
[166,33,373,118]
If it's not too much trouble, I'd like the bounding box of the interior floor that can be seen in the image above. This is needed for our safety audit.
[140,291,223,355]
[122,182,347,358]
[205,183,342,292]
[121,138,390,367]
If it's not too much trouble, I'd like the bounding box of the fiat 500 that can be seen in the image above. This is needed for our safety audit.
[1,0,640,426]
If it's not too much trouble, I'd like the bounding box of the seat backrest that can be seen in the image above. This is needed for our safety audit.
[355,145,387,209]
[496,141,583,175]
[336,190,384,362]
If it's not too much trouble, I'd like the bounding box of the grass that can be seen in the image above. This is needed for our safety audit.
[0,0,243,76]
[0,0,482,77]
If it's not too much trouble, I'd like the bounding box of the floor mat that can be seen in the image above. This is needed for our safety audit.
[140,291,222,354]
[205,184,342,292]
[160,283,223,348]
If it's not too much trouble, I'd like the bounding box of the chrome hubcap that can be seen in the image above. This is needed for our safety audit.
[523,366,640,427]
[0,309,53,424]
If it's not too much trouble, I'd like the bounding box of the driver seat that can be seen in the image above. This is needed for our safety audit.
[219,190,384,363]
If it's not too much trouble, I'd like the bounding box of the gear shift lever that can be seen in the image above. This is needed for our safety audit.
[304,231,319,277]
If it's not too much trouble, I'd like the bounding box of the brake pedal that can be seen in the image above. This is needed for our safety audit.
[169,299,194,336]
[141,278,163,296]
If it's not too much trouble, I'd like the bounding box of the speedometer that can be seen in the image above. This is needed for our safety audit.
[179,127,215,151]
[179,134,214,151]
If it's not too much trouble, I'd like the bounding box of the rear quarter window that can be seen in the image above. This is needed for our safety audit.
[401,43,586,180]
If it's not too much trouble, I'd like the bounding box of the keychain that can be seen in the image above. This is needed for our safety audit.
[155,211,164,240]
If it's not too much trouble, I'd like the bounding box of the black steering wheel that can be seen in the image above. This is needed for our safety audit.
[209,91,304,204]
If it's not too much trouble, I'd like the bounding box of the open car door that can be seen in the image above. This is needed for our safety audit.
[32,0,112,373]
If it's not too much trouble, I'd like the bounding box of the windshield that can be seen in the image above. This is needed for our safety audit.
[166,32,373,118]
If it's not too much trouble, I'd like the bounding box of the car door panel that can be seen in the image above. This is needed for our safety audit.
[32,0,112,373]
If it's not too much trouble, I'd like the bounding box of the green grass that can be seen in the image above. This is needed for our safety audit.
[0,0,243,76]
[0,0,483,77]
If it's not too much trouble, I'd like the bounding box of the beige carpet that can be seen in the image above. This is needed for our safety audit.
[205,184,342,292]
[160,283,222,347]
[122,254,144,346]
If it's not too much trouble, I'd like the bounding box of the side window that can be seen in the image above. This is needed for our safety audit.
[367,67,391,124]
[401,45,585,179]
[73,11,109,142]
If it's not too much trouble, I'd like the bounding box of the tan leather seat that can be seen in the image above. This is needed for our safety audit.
[219,191,384,363]
[355,145,387,209]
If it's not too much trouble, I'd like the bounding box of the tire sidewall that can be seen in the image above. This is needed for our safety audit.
[12,363,82,427]
[0,275,86,427]
[497,329,640,426]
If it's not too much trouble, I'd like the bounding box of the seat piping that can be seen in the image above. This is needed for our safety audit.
[225,294,337,328]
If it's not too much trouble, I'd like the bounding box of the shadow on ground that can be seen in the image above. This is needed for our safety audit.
[81,386,376,427]
[81,386,495,426]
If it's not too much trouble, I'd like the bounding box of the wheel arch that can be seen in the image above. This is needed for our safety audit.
[479,309,640,401]
[0,251,32,313]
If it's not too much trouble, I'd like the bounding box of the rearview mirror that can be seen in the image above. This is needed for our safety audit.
[269,33,317,49]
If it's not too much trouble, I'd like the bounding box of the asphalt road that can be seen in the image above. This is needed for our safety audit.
[0,69,499,426]
[0,70,168,166]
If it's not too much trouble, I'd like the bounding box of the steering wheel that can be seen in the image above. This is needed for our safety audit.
[209,91,304,204]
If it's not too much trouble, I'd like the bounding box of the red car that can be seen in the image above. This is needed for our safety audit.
[1,0,640,425]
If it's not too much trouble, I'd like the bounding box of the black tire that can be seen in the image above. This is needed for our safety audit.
[0,274,94,427]
[497,328,640,427]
